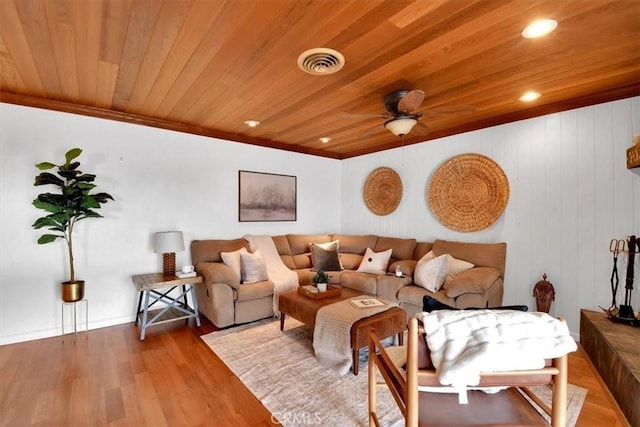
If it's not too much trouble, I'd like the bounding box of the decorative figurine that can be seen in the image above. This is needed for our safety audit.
[533,273,555,313]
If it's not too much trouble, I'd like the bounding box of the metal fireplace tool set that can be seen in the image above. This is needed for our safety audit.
[602,234,640,326]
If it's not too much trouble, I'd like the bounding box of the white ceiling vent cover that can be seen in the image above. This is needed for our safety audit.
[297,48,345,75]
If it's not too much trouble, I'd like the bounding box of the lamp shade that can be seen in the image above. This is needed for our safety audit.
[153,231,185,254]
[384,118,417,136]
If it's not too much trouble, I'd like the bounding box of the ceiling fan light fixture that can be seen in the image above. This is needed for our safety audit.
[521,19,557,39]
[244,120,260,127]
[297,48,345,75]
[319,137,331,144]
[385,118,417,136]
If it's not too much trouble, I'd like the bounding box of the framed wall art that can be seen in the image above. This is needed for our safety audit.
[238,170,297,222]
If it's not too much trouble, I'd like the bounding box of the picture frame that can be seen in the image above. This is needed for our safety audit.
[238,170,297,222]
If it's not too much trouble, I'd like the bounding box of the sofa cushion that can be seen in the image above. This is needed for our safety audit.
[273,235,295,270]
[196,262,240,288]
[374,237,417,265]
[397,284,454,309]
[357,247,392,274]
[331,234,378,254]
[221,247,248,282]
[339,253,364,270]
[443,267,501,298]
[446,254,475,281]
[413,242,434,262]
[414,254,449,292]
[341,271,377,294]
[235,280,274,301]
[432,239,506,277]
[310,241,342,271]
[240,249,268,283]
[191,238,249,265]
[286,234,331,255]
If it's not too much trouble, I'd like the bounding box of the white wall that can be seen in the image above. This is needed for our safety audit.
[341,97,640,336]
[0,103,341,344]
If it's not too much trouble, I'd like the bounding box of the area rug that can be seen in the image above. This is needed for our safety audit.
[202,318,587,427]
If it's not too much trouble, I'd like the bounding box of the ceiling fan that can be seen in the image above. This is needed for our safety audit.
[343,89,474,139]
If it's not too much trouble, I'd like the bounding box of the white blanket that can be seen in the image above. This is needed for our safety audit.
[313,297,396,375]
[416,310,577,389]
[244,235,299,314]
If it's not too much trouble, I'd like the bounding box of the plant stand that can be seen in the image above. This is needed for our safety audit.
[61,299,88,343]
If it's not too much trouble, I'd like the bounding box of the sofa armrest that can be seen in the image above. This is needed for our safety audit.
[443,267,501,298]
[196,262,240,289]
[389,259,417,277]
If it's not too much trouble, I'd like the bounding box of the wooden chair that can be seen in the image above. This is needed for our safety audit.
[368,317,568,426]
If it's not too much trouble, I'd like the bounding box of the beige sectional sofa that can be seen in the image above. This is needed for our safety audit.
[190,234,506,328]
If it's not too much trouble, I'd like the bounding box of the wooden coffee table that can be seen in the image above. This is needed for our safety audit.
[279,288,406,375]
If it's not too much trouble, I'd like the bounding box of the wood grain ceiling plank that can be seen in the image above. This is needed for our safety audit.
[96,60,119,109]
[139,0,227,117]
[99,0,133,65]
[172,2,303,125]
[44,0,79,100]
[0,0,44,95]
[197,1,377,129]
[111,0,163,111]
[74,0,102,104]
[389,0,450,29]
[125,0,194,114]
[0,35,26,91]
[12,0,62,96]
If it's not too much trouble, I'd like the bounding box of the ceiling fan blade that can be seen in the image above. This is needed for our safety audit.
[341,113,390,119]
[360,123,387,138]
[397,89,425,113]
[412,121,430,135]
[420,104,476,117]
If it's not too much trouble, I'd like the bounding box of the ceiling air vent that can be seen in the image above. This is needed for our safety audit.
[297,48,345,75]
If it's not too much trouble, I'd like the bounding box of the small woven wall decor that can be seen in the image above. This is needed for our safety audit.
[428,153,509,232]
[363,167,403,215]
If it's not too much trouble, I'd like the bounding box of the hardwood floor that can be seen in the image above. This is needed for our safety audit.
[0,318,629,426]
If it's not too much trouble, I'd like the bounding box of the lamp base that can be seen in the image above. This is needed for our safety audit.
[162,252,176,277]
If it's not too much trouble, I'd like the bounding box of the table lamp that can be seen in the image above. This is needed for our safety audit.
[153,231,185,276]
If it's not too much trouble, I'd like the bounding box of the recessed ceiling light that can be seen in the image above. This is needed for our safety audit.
[519,91,541,102]
[522,19,557,39]
[319,137,331,144]
[244,120,260,127]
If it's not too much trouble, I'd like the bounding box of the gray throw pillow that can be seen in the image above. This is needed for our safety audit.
[310,242,342,271]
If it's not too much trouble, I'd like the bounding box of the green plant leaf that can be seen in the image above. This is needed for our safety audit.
[58,169,81,180]
[33,198,63,213]
[32,217,61,229]
[93,192,114,202]
[65,148,82,164]
[35,162,56,170]
[76,182,96,190]
[81,196,100,209]
[37,234,62,244]
[34,172,65,187]
[75,173,96,183]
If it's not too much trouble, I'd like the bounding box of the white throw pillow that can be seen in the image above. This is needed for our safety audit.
[221,247,249,281]
[240,249,268,283]
[446,254,474,281]
[356,247,393,274]
[414,254,449,292]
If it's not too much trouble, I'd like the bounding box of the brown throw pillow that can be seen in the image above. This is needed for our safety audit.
[310,242,342,271]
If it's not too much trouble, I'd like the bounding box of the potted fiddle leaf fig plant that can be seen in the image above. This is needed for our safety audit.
[32,148,114,302]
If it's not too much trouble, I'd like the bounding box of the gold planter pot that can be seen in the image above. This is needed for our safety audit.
[61,280,85,302]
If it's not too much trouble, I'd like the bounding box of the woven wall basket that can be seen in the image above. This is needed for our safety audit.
[428,153,509,232]
[363,167,403,216]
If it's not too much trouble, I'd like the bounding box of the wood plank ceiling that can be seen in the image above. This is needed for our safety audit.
[1,0,639,159]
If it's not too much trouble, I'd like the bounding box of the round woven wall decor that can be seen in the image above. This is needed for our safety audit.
[363,167,403,216]
[428,153,509,232]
